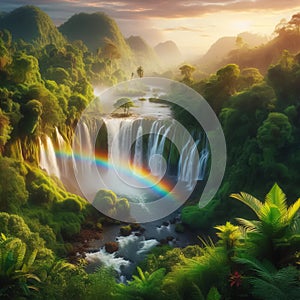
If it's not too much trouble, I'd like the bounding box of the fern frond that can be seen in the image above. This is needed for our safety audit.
[16,242,26,270]
[27,249,38,269]
[136,266,146,281]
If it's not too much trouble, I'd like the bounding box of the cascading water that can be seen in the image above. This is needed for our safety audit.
[39,136,60,178]
[133,124,143,172]
[38,117,209,194]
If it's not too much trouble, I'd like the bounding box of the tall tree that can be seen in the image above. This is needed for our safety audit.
[179,64,195,85]
[137,65,144,78]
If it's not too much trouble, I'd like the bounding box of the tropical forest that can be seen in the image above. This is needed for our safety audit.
[0,3,300,300]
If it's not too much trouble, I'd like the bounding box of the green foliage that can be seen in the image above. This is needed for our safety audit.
[0,109,11,151]
[25,84,65,133]
[234,257,300,300]
[215,222,243,254]
[19,99,42,135]
[10,52,41,84]
[0,234,41,299]
[92,194,132,220]
[181,200,217,230]
[0,6,65,47]
[179,64,195,85]
[0,157,28,212]
[257,112,293,150]
[116,267,166,300]
[140,245,202,274]
[231,183,300,263]
[164,246,230,298]
[113,97,135,115]
[239,67,264,90]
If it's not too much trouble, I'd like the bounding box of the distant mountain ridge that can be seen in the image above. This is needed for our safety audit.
[197,32,267,73]
[154,40,183,68]
[59,12,131,55]
[0,5,65,46]
[126,35,161,72]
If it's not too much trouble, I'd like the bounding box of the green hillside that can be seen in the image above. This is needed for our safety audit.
[0,5,65,47]
[59,12,131,54]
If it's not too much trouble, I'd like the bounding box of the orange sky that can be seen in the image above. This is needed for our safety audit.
[1,1,300,56]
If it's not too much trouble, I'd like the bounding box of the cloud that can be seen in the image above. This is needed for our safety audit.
[1,0,300,22]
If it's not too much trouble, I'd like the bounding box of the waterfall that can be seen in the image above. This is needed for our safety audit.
[197,148,209,180]
[104,118,122,165]
[39,136,60,178]
[38,116,209,198]
[55,127,69,175]
[102,117,209,184]
[132,124,143,172]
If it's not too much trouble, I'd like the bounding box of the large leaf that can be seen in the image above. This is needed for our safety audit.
[235,218,257,231]
[285,198,300,223]
[265,183,287,214]
[230,192,262,217]
[259,204,282,229]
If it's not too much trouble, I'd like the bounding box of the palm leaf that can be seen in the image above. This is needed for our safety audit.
[259,204,282,229]
[265,183,287,214]
[234,257,275,282]
[236,218,257,231]
[248,277,286,300]
[230,192,263,217]
[285,198,300,223]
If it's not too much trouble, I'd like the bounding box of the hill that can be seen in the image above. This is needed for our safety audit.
[0,5,65,47]
[126,35,161,73]
[221,30,300,74]
[59,12,131,55]
[154,40,183,68]
[197,32,267,73]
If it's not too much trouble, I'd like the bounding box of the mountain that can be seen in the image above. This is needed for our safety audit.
[126,35,161,73]
[59,12,131,55]
[154,40,183,68]
[0,6,65,46]
[216,28,300,74]
[197,32,267,73]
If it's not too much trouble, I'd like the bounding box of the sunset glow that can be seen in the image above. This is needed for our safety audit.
[1,1,300,56]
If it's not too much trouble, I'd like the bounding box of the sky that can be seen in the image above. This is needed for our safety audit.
[1,0,300,57]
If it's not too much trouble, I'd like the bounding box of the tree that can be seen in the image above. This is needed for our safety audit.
[257,112,292,150]
[239,68,264,90]
[216,64,240,96]
[113,97,135,116]
[11,53,41,84]
[235,36,245,49]
[179,64,195,85]
[137,66,144,78]
[288,13,300,34]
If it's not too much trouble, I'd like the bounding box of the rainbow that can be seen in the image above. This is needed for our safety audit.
[54,148,175,199]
